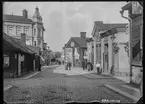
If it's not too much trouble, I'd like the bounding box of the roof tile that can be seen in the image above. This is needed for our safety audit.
[3,14,34,24]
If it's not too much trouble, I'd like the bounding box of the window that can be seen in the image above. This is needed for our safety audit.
[38,40,41,45]
[8,26,13,35]
[3,54,10,68]
[16,26,21,35]
[24,27,29,35]
[140,25,143,49]
[38,29,41,37]
[3,25,6,32]
[34,41,36,46]
[34,29,36,36]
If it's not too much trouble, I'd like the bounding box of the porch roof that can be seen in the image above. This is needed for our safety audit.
[3,32,35,54]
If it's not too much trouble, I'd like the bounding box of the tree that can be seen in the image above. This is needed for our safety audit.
[54,51,62,59]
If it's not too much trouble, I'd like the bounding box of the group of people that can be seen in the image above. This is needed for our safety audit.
[82,59,93,71]
[65,62,72,70]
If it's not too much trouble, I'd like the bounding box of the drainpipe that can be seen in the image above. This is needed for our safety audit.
[120,10,132,83]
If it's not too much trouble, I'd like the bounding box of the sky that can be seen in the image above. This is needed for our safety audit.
[3,2,129,52]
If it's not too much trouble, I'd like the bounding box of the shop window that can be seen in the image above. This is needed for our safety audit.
[3,54,10,68]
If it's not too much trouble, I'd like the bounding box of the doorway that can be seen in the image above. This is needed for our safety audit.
[103,52,108,73]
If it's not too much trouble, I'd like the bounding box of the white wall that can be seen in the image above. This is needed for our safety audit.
[118,32,129,72]
[108,35,112,73]
[101,38,104,70]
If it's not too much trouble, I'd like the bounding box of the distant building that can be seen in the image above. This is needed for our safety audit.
[3,7,45,52]
[65,32,89,67]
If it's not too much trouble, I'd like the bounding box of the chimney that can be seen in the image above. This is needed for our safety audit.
[21,33,26,44]
[80,32,86,38]
[23,9,28,18]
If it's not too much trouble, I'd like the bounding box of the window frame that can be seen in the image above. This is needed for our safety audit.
[34,29,36,36]
[16,26,22,35]
[8,26,13,35]
[24,27,29,35]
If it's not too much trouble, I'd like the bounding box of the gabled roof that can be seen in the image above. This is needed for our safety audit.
[66,37,89,48]
[94,21,127,31]
[3,32,35,54]
[92,21,127,36]
[3,14,34,24]
[121,2,132,10]
[27,45,40,55]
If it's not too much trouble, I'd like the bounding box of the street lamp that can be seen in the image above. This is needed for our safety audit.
[120,8,132,83]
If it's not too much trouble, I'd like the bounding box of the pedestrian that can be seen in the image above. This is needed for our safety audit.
[96,62,101,74]
[82,59,85,70]
[87,60,91,71]
[68,62,71,70]
[85,59,87,70]
[38,56,41,71]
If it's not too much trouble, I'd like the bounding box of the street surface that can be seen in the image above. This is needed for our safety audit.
[4,65,134,104]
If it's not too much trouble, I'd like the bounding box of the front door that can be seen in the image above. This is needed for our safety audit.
[103,52,108,74]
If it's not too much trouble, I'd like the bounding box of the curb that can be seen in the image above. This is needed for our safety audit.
[23,65,60,79]
[4,85,13,91]
[73,70,114,79]
[22,72,40,79]
[105,84,139,102]
[122,85,140,93]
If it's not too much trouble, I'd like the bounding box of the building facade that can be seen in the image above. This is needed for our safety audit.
[121,1,143,84]
[65,32,89,67]
[91,21,128,73]
[100,27,130,76]
[3,7,45,52]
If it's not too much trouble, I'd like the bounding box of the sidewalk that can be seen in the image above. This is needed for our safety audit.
[53,65,113,79]
[105,83,141,103]
[4,65,60,91]
[53,65,95,76]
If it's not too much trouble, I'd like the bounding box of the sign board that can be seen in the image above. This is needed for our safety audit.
[100,28,117,39]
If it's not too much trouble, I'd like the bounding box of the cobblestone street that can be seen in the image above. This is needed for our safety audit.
[4,66,135,104]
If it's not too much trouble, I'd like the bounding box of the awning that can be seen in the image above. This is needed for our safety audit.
[3,32,35,54]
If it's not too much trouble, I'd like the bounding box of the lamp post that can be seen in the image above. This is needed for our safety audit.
[120,9,132,83]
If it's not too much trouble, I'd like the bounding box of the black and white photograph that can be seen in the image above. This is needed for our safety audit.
[3,1,143,104]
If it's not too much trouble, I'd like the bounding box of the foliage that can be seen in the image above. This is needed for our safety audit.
[54,51,62,58]
[41,49,53,60]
